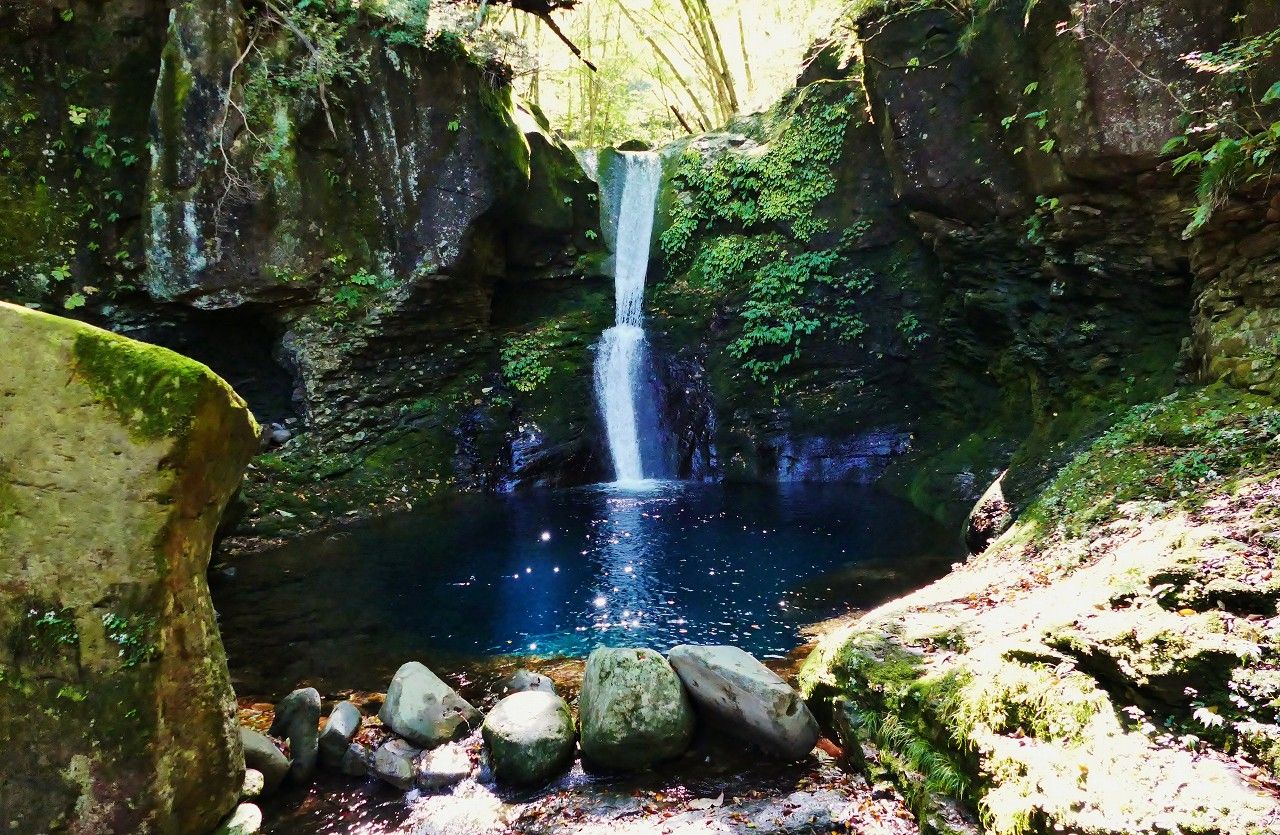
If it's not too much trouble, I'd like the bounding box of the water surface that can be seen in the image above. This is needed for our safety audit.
[213,481,958,696]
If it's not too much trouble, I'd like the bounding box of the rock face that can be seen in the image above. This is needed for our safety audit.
[578,647,695,771]
[668,645,819,760]
[319,700,364,769]
[1,0,609,546]
[380,661,483,748]
[240,728,290,795]
[0,303,258,833]
[482,691,577,786]
[269,687,322,784]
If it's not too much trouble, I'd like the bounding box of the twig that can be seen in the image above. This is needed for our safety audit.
[537,11,596,72]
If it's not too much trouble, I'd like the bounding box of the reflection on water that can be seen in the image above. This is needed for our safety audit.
[213,482,958,696]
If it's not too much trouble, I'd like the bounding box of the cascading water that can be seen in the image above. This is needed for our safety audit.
[595,152,663,483]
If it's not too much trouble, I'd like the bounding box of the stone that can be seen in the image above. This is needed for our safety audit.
[578,647,695,771]
[667,645,819,760]
[319,700,363,768]
[417,741,474,790]
[240,728,290,795]
[379,661,483,748]
[269,687,321,784]
[373,739,422,790]
[242,768,265,800]
[482,691,577,786]
[0,304,259,834]
[341,742,373,777]
[964,472,1012,556]
[503,668,557,696]
[213,802,263,835]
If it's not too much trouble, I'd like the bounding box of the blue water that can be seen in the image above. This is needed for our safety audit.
[213,482,957,695]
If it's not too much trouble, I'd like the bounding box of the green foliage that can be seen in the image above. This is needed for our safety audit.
[101,612,157,668]
[1163,24,1280,234]
[896,311,926,346]
[661,89,869,391]
[234,1,370,187]
[662,93,853,265]
[20,607,79,663]
[1023,195,1060,245]
[501,333,554,393]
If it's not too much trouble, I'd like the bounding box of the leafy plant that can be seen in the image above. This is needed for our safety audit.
[1159,23,1280,234]
[102,612,157,668]
[501,334,553,393]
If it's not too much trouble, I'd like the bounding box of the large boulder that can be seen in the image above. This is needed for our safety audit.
[667,645,819,760]
[578,647,695,771]
[379,661,482,748]
[319,700,363,768]
[0,303,259,833]
[482,691,576,786]
[269,687,321,784]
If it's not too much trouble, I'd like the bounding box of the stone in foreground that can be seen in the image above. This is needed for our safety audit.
[319,700,364,768]
[341,742,373,777]
[417,741,474,789]
[503,668,557,696]
[240,728,290,794]
[482,691,577,785]
[668,645,819,760]
[578,647,695,771]
[373,738,423,790]
[270,687,322,784]
[0,304,259,834]
[213,802,263,835]
[379,661,483,748]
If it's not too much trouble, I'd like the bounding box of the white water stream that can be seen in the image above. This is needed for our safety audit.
[594,152,662,483]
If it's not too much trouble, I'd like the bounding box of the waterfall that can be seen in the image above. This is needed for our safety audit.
[595,152,662,484]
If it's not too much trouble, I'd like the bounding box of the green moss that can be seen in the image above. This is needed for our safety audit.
[0,468,16,532]
[806,633,974,816]
[72,330,213,442]
[1021,385,1280,541]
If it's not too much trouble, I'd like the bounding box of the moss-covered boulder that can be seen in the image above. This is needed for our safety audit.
[0,302,259,834]
[578,647,695,772]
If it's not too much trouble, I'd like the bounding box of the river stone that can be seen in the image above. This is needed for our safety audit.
[667,644,819,760]
[482,691,577,786]
[417,741,473,789]
[240,728,290,794]
[578,647,695,771]
[373,738,422,790]
[341,742,373,777]
[0,305,260,835]
[242,768,265,800]
[319,700,363,768]
[269,687,321,784]
[379,661,483,748]
[240,729,290,794]
[503,668,557,696]
[213,802,263,835]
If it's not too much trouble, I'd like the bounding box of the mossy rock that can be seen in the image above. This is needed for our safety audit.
[0,302,260,834]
